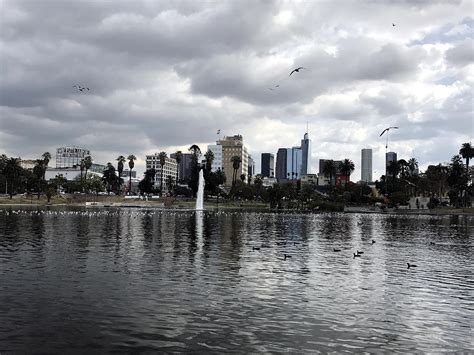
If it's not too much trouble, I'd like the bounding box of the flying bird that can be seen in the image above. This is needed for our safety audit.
[289,67,305,76]
[73,84,91,93]
[392,23,396,27]
[268,84,280,91]
[379,126,399,137]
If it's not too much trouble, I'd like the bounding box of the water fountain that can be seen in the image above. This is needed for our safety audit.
[195,169,205,211]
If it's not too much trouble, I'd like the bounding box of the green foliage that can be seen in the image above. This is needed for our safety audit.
[138,168,156,195]
[102,163,121,194]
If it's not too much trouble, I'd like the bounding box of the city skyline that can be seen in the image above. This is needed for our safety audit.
[1,1,472,181]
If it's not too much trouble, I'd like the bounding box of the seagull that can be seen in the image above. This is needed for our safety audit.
[379,126,399,137]
[353,253,361,258]
[289,67,305,76]
[392,23,396,27]
[407,263,417,269]
[284,254,292,260]
[372,240,376,244]
[268,84,280,91]
[252,246,260,251]
[333,248,341,252]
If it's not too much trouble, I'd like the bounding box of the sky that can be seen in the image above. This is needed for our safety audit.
[0,0,473,181]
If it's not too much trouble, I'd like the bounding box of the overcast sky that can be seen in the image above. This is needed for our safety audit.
[1,0,472,180]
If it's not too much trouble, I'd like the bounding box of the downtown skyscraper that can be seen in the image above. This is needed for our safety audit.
[361,148,372,183]
[275,132,311,181]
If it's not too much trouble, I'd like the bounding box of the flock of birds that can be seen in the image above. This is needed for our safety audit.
[2,208,418,269]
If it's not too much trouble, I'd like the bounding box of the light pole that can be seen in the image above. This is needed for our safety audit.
[380,126,399,196]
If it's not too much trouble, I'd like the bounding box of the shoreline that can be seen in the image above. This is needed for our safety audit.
[0,201,472,216]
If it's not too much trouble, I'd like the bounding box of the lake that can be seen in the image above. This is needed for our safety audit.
[1,208,473,352]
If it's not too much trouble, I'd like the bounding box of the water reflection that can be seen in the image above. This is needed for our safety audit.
[0,209,472,353]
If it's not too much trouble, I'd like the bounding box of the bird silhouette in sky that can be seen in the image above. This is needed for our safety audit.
[289,67,305,76]
[268,84,280,91]
[73,84,90,92]
[379,126,399,136]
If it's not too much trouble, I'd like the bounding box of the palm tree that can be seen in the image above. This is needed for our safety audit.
[397,159,408,178]
[459,142,473,171]
[102,162,118,194]
[158,152,167,195]
[33,159,46,199]
[127,155,136,194]
[3,158,22,199]
[188,144,201,156]
[322,160,337,186]
[231,155,241,186]
[166,175,174,193]
[188,145,201,197]
[174,150,182,184]
[340,159,355,189]
[407,158,418,176]
[79,159,85,183]
[204,150,214,173]
[41,152,51,180]
[84,156,92,180]
[116,155,126,195]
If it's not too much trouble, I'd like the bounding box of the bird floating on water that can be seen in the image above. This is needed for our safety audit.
[284,254,292,260]
[357,250,364,255]
[353,253,361,258]
[372,240,376,244]
[333,248,341,252]
[407,263,417,269]
[252,246,260,251]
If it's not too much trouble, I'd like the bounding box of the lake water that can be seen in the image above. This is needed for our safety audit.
[1,208,473,353]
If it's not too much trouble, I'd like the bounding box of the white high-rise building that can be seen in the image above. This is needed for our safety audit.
[207,144,223,172]
[145,154,178,193]
[361,148,372,183]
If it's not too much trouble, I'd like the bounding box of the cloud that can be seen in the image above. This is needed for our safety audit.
[0,0,472,182]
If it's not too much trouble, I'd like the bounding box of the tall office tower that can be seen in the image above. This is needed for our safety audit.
[56,146,90,168]
[286,147,302,180]
[207,144,223,172]
[275,148,287,182]
[361,149,372,183]
[218,135,249,186]
[261,153,274,178]
[386,152,397,170]
[248,156,255,178]
[300,132,311,175]
[170,153,193,182]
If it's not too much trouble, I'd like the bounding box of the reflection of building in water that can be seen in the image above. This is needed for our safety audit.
[56,146,90,168]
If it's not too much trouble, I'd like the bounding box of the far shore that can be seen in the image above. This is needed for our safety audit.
[1,195,473,216]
